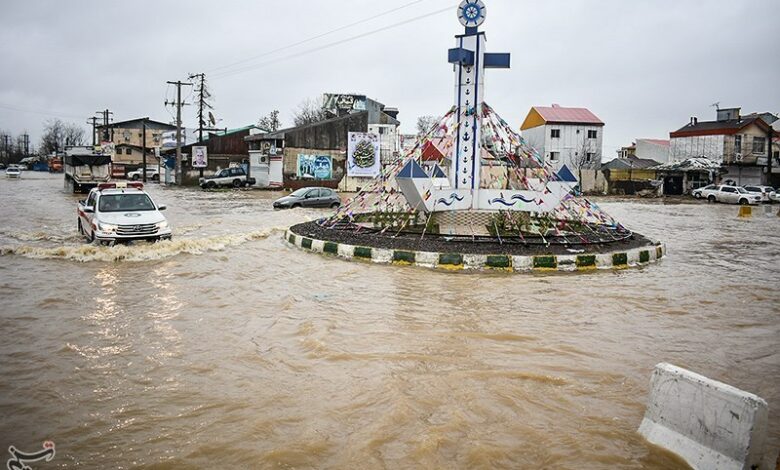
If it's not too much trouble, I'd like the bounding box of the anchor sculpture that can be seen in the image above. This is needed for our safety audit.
[396,0,575,214]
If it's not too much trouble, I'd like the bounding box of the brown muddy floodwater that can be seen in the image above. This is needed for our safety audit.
[1,173,778,469]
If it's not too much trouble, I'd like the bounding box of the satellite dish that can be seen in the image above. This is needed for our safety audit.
[457,0,486,28]
[208,111,216,125]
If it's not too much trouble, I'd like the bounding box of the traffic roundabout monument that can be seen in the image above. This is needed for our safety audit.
[286,0,665,272]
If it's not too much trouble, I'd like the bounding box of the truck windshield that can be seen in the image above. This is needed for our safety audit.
[99,194,156,212]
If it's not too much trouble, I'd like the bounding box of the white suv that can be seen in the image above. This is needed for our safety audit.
[698,185,761,205]
[77,182,172,244]
[127,167,160,181]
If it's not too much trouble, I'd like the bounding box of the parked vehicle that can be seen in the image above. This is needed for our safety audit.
[127,167,160,181]
[199,167,256,189]
[703,185,761,205]
[742,185,773,203]
[64,146,112,193]
[769,189,780,203]
[273,187,341,209]
[5,167,21,178]
[692,184,719,199]
[77,182,172,244]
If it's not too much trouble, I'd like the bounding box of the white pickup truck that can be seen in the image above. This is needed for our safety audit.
[77,182,172,244]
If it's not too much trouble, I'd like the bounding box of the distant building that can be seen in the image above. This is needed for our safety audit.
[96,118,176,150]
[617,143,636,159]
[635,139,670,164]
[520,104,604,171]
[669,107,778,186]
[170,125,266,185]
[245,95,400,190]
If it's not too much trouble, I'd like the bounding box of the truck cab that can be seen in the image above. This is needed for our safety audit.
[77,182,172,244]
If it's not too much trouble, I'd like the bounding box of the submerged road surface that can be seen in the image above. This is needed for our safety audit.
[1,173,778,468]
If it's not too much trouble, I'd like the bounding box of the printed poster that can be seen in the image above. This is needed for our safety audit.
[192,146,208,168]
[297,154,332,179]
[347,132,380,177]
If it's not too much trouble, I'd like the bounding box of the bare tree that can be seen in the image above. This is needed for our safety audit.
[258,110,281,132]
[291,97,328,127]
[415,115,440,138]
[570,139,599,191]
[39,119,85,155]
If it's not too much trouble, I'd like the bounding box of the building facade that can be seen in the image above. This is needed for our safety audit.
[635,139,670,164]
[96,118,176,150]
[245,95,400,190]
[520,105,604,172]
[669,108,777,186]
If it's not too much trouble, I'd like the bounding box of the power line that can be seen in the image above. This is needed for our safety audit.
[211,4,455,81]
[0,103,85,120]
[205,0,429,76]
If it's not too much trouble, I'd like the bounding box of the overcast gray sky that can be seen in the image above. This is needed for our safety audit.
[1,0,778,159]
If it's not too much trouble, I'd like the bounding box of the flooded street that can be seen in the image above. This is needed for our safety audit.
[1,173,778,469]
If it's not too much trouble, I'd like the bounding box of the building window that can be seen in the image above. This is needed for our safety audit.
[126,148,132,155]
[752,137,765,154]
[587,130,597,139]
[586,152,595,162]
[550,129,560,138]
[734,135,742,154]
[549,151,560,161]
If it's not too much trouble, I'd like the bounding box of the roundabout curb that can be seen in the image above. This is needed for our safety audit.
[284,228,665,273]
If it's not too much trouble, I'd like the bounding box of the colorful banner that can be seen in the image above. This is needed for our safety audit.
[347,132,380,177]
[297,154,332,179]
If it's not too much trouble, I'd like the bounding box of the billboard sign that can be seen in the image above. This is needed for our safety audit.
[192,146,208,168]
[323,94,367,114]
[347,132,380,177]
[297,154,332,180]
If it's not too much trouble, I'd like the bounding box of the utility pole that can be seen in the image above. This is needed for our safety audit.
[87,116,100,146]
[95,109,113,143]
[166,80,192,185]
[142,117,148,182]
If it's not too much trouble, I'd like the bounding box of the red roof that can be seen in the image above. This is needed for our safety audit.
[534,105,603,126]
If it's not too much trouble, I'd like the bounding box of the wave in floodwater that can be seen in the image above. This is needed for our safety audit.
[0,229,82,243]
[0,228,282,263]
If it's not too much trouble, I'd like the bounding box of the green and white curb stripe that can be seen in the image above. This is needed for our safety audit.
[285,229,666,272]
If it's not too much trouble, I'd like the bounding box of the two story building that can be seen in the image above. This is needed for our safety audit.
[520,104,604,172]
[95,117,176,168]
[669,108,777,186]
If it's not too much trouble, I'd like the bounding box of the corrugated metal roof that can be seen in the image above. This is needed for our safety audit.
[533,106,603,125]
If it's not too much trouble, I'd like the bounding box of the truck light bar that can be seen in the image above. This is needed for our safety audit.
[97,182,143,190]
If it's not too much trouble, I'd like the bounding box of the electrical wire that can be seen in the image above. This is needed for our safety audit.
[205,0,429,75]
[210,3,456,80]
[0,103,85,120]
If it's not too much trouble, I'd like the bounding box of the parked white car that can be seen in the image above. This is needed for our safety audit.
[701,185,761,205]
[742,185,773,203]
[769,190,780,203]
[692,184,719,199]
[127,167,160,181]
[5,167,21,178]
[77,182,172,244]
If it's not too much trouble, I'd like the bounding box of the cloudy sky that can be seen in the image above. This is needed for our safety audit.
[1,0,777,159]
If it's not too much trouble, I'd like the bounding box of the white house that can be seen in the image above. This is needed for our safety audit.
[635,139,670,164]
[520,104,604,171]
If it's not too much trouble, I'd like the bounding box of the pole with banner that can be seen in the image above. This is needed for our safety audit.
[192,146,208,177]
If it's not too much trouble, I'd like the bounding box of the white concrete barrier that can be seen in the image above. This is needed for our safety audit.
[638,363,773,470]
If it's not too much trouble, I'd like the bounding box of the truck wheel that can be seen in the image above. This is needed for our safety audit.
[232,179,241,188]
[694,192,701,199]
[132,174,140,181]
[739,198,749,205]
[207,181,217,189]
[707,195,716,203]
[86,227,94,243]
